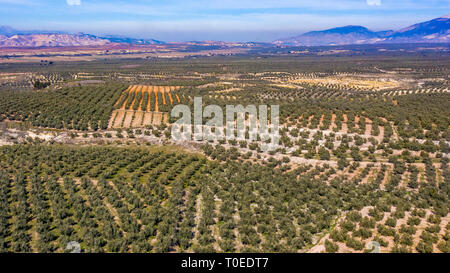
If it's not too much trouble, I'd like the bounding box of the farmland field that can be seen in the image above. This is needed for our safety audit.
[0,52,448,253]
[109,85,183,128]
[0,144,448,253]
[0,83,127,130]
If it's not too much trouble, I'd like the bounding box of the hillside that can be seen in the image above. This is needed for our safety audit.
[275,15,449,46]
[0,33,111,47]
[274,25,392,46]
[385,15,450,43]
[0,27,163,47]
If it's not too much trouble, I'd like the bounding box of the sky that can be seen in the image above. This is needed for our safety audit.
[0,0,449,42]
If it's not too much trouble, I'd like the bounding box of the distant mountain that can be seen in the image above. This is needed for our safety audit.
[0,26,163,47]
[274,25,392,46]
[0,26,66,36]
[0,33,111,47]
[1,15,448,48]
[0,26,18,36]
[275,15,449,46]
[100,35,164,45]
[383,15,449,43]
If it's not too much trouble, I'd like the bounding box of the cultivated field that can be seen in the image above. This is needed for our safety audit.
[0,53,448,253]
[109,85,183,128]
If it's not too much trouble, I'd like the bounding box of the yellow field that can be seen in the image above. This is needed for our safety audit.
[109,85,182,128]
[289,76,400,91]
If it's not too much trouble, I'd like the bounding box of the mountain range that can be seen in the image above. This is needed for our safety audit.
[0,15,448,48]
[274,15,449,46]
[0,33,112,47]
[0,27,163,47]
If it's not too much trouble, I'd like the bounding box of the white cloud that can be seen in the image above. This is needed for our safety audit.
[366,0,381,6]
[67,0,81,6]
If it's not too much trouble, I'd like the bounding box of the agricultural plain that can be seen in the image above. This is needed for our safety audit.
[0,51,448,253]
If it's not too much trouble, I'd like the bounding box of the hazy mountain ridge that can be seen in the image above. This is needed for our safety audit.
[0,15,448,47]
[0,27,163,47]
[0,26,66,36]
[274,25,393,46]
[99,36,164,45]
[0,33,111,47]
[275,15,449,46]
[384,15,450,43]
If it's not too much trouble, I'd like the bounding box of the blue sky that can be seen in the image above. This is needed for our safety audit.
[0,0,449,42]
